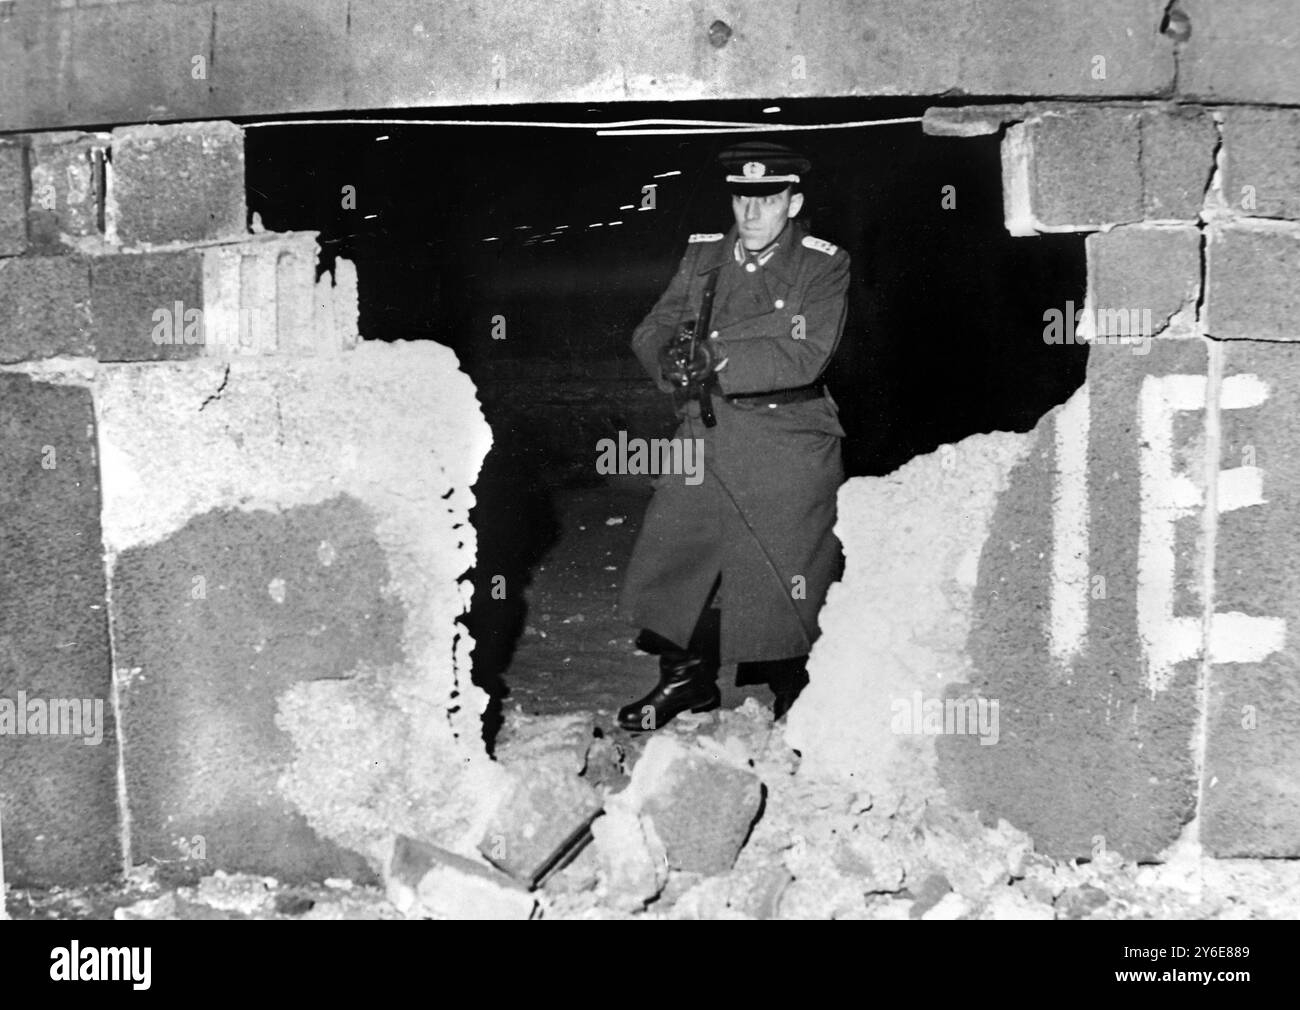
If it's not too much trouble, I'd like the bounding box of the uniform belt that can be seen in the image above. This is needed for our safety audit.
[725,383,825,406]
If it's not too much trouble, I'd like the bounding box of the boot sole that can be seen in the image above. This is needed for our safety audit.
[616,691,721,732]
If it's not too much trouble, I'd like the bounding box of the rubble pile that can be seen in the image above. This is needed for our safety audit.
[32,702,1300,921]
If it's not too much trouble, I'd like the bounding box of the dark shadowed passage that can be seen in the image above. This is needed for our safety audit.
[244,98,1086,739]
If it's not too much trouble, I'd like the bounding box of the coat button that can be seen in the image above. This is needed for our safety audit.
[775,298,785,309]
[744,262,757,273]
[709,330,719,340]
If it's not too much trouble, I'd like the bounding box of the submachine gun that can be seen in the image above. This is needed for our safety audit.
[666,268,722,428]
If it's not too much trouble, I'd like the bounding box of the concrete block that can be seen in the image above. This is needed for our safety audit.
[113,494,401,884]
[1203,341,1300,856]
[108,121,246,247]
[1085,225,1201,341]
[590,806,666,911]
[787,432,1032,801]
[1205,221,1300,341]
[0,140,26,256]
[93,344,499,875]
[386,835,535,920]
[90,251,205,362]
[478,754,603,882]
[0,374,118,887]
[922,104,1027,138]
[1220,108,1300,220]
[939,338,1209,859]
[617,735,762,874]
[1141,106,1218,220]
[1178,0,1300,105]
[200,233,357,355]
[0,254,93,363]
[27,131,109,246]
[1003,107,1143,235]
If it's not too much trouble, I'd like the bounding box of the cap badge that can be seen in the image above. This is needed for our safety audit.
[742,161,767,178]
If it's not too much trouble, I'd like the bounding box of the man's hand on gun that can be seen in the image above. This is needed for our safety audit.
[658,323,727,389]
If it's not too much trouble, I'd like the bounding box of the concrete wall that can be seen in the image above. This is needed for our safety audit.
[3,0,1300,885]
[2,1,1300,133]
[0,120,503,886]
[791,99,1300,861]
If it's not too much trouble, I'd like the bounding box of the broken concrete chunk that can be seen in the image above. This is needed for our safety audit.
[922,104,1027,137]
[385,835,535,920]
[618,735,763,875]
[478,754,603,884]
[590,807,667,912]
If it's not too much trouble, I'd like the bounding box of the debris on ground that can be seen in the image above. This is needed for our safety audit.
[11,700,1300,920]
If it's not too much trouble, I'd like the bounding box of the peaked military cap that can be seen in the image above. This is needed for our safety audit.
[718,141,811,196]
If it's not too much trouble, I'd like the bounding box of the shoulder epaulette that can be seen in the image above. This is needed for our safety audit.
[688,233,725,243]
[802,235,838,256]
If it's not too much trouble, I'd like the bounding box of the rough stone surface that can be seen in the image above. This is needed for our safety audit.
[1220,108,1300,221]
[1178,0,1300,105]
[27,131,109,247]
[386,835,535,919]
[1140,106,1218,220]
[92,343,501,874]
[1205,222,1300,342]
[617,735,762,875]
[0,373,118,887]
[944,339,1209,859]
[479,752,603,882]
[90,251,205,362]
[2,1,1181,133]
[921,104,1027,138]
[1086,225,1201,339]
[0,140,25,256]
[108,121,246,247]
[1003,107,1143,233]
[199,233,358,355]
[114,495,399,884]
[1204,341,1300,856]
[787,431,1033,803]
[0,254,93,363]
[590,806,666,911]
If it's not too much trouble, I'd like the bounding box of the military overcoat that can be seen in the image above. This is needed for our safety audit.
[618,219,850,664]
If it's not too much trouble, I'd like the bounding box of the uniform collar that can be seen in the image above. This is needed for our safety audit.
[699,220,802,283]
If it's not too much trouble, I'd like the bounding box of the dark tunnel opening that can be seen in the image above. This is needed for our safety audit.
[243,97,1088,745]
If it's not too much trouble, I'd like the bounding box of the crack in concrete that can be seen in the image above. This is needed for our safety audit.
[197,363,230,411]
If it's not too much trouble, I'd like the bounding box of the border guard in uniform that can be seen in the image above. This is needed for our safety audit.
[617,140,850,731]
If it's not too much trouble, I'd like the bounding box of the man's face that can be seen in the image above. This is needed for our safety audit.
[732,188,804,250]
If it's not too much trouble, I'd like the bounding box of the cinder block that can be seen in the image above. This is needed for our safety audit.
[0,373,119,886]
[1086,225,1201,339]
[1003,107,1143,235]
[200,233,357,355]
[619,735,762,875]
[113,494,402,884]
[1141,107,1218,220]
[941,337,1209,860]
[0,254,93,363]
[590,806,667,911]
[479,764,601,883]
[90,251,205,362]
[1220,108,1300,220]
[922,104,1027,138]
[108,121,246,247]
[0,140,26,256]
[1205,222,1300,341]
[27,131,109,246]
[1178,0,1300,106]
[386,835,536,920]
[1203,341,1300,856]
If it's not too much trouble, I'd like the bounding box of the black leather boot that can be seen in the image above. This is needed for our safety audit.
[617,649,720,732]
[737,656,809,721]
